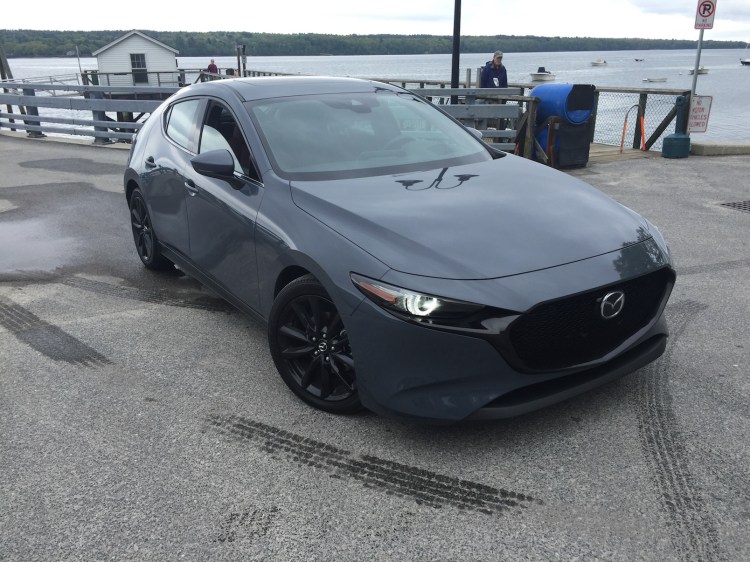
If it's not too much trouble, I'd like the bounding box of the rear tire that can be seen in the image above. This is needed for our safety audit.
[268,275,362,415]
[129,188,171,270]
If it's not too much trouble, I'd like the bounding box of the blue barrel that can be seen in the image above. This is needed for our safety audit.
[531,83,595,125]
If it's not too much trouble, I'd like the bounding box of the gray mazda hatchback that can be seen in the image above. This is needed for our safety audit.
[124,76,675,422]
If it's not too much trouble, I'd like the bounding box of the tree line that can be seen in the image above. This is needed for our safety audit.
[1,29,744,58]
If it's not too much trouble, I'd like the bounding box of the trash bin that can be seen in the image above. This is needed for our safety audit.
[531,83,596,168]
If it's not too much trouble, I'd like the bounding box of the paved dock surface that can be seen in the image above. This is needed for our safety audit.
[1,133,749,561]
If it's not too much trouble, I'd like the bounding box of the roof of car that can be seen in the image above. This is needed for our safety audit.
[180,76,403,102]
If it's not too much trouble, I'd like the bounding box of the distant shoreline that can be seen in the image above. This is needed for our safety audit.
[1,29,745,58]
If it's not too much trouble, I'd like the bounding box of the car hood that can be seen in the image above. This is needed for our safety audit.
[290,157,651,279]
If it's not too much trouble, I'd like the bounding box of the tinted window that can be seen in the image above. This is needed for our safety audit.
[199,103,258,180]
[248,91,491,180]
[165,100,201,150]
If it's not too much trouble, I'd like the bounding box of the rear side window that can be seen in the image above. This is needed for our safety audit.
[165,100,201,150]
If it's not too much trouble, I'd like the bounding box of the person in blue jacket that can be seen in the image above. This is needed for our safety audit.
[479,51,508,129]
[481,50,508,88]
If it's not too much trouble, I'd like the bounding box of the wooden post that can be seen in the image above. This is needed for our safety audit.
[524,98,537,159]
[633,93,648,150]
[1,46,20,131]
[21,88,45,138]
[88,89,112,144]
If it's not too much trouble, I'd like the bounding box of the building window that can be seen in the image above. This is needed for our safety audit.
[130,53,148,84]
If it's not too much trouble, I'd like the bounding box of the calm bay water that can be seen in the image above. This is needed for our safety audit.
[6,48,749,142]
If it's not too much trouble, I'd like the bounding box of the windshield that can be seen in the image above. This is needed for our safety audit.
[247,91,494,180]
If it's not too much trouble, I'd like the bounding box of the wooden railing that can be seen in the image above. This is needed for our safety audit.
[0,82,173,143]
[0,76,690,161]
[409,87,535,154]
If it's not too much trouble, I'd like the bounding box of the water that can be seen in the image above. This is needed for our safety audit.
[6,48,749,143]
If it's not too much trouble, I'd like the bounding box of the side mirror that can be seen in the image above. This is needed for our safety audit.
[466,127,483,139]
[190,149,244,189]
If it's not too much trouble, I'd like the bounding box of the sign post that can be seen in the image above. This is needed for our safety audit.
[690,0,716,133]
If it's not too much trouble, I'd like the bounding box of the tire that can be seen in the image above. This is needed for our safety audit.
[268,275,362,415]
[129,188,171,270]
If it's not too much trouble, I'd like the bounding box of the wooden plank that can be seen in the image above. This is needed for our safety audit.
[412,87,523,97]
[439,104,522,119]
[0,94,163,112]
[0,81,178,95]
[0,112,142,130]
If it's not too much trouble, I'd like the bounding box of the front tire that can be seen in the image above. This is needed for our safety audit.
[129,188,171,270]
[268,275,362,415]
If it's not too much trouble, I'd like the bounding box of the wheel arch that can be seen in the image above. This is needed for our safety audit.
[124,174,140,205]
[274,266,314,300]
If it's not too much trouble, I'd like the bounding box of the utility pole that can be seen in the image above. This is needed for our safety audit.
[450,0,461,104]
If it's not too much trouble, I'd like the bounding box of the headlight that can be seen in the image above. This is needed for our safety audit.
[645,219,673,264]
[351,273,514,331]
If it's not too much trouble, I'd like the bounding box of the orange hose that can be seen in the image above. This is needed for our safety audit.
[620,116,628,153]
[640,115,647,151]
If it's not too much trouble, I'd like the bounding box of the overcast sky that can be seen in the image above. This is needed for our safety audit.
[3,0,749,42]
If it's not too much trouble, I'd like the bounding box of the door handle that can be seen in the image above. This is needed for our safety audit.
[184,180,199,196]
[145,156,156,169]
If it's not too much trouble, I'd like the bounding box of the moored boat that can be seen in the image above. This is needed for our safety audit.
[591,59,607,66]
[530,66,555,81]
[643,77,667,83]
[688,66,709,75]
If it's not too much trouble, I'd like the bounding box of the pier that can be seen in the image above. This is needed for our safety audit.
[2,68,749,162]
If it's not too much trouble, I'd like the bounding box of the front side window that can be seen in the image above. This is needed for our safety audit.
[164,99,201,150]
[248,91,492,180]
[199,103,259,181]
[130,53,148,84]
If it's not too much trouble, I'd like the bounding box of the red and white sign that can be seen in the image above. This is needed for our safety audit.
[688,95,713,133]
[695,0,717,30]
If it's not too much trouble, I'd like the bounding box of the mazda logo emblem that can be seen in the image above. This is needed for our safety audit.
[600,291,625,319]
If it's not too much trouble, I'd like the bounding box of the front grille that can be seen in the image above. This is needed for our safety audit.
[506,268,674,372]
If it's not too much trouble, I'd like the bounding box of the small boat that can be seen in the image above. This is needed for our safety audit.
[591,59,607,66]
[635,58,645,62]
[742,59,750,66]
[688,66,709,75]
[529,66,555,81]
[643,77,667,83]
[741,43,750,65]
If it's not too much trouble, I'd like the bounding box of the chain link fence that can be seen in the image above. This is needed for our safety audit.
[591,87,690,152]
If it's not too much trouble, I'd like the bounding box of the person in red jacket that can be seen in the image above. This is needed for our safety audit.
[207,59,218,74]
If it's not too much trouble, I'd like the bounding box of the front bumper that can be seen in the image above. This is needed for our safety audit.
[343,241,674,423]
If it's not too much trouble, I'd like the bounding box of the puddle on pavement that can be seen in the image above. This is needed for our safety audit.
[0,218,79,273]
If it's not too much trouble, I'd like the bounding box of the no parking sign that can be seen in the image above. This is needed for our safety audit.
[695,0,717,29]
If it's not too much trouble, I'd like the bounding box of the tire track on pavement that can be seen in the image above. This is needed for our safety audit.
[0,296,111,367]
[207,414,542,516]
[637,300,723,561]
[62,276,234,312]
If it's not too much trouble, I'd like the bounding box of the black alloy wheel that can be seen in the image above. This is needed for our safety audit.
[269,275,362,414]
[129,188,170,270]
